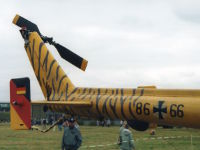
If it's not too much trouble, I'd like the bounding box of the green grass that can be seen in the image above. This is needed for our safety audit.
[1,123,200,150]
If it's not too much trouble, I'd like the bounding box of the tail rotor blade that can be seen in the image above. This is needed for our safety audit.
[54,43,88,71]
[13,14,41,35]
[13,14,88,71]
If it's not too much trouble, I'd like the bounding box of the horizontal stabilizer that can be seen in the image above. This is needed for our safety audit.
[32,100,92,107]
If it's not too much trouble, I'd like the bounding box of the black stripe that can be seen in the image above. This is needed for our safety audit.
[83,88,87,94]
[57,75,67,93]
[89,90,94,100]
[105,89,108,94]
[141,88,144,95]
[92,90,96,96]
[113,96,119,118]
[28,45,31,56]
[97,88,101,95]
[52,79,55,100]
[102,96,111,116]
[70,97,75,101]
[36,76,41,86]
[77,88,87,98]
[121,89,124,95]
[109,97,114,119]
[47,60,56,79]
[122,97,128,120]
[81,88,92,100]
[132,89,136,96]
[116,89,118,95]
[65,83,68,100]
[108,97,114,119]
[89,95,93,100]
[56,65,60,81]
[129,96,136,119]
[89,88,92,94]
[81,93,88,100]
[42,51,49,71]
[133,88,144,107]
[59,92,63,100]
[38,42,44,85]
[112,89,114,95]
[67,88,78,99]
[42,78,45,87]
[120,89,127,120]
[133,95,141,107]
[25,45,28,52]
[31,39,35,70]
[96,90,101,115]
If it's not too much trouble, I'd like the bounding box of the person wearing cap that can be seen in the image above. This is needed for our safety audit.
[120,123,135,150]
[62,117,82,150]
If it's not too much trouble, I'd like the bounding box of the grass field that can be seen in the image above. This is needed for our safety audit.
[1,123,200,150]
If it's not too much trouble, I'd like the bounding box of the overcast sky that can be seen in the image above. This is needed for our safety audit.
[1,0,200,102]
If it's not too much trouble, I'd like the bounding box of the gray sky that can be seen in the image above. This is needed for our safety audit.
[1,0,200,102]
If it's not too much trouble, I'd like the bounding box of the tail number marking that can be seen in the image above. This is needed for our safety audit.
[136,102,150,115]
[170,104,184,118]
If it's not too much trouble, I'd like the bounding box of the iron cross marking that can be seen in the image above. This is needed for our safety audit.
[153,101,167,119]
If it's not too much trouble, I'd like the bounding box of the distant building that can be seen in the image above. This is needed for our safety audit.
[0,102,10,112]
[0,102,10,122]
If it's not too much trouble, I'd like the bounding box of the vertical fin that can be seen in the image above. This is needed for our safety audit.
[25,32,75,100]
[10,78,31,130]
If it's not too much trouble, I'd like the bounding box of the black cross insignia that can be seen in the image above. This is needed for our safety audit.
[153,101,167,119]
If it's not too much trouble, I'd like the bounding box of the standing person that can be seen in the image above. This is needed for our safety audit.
[58,119,63,131]
[120,124,135,150]
[96,120,100,126]
[62,117,82,150]
[106,119,111,127]
[120,120,123,127]
[118,121,127,145]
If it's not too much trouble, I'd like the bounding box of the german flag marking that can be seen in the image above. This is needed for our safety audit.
[16,87,26,95]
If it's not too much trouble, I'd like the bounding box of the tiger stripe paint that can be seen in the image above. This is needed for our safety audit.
[12,15,200,131]
[25,32,75,100]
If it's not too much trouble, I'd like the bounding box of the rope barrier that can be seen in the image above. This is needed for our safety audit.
[79,135,200,149]
[31,117,64,133]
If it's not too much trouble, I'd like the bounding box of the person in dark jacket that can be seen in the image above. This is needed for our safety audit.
[62,117,82,150]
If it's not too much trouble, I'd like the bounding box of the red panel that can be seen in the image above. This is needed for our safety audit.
[10,80,31,129]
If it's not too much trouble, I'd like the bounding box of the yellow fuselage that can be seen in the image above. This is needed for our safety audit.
[46,87,200,129]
